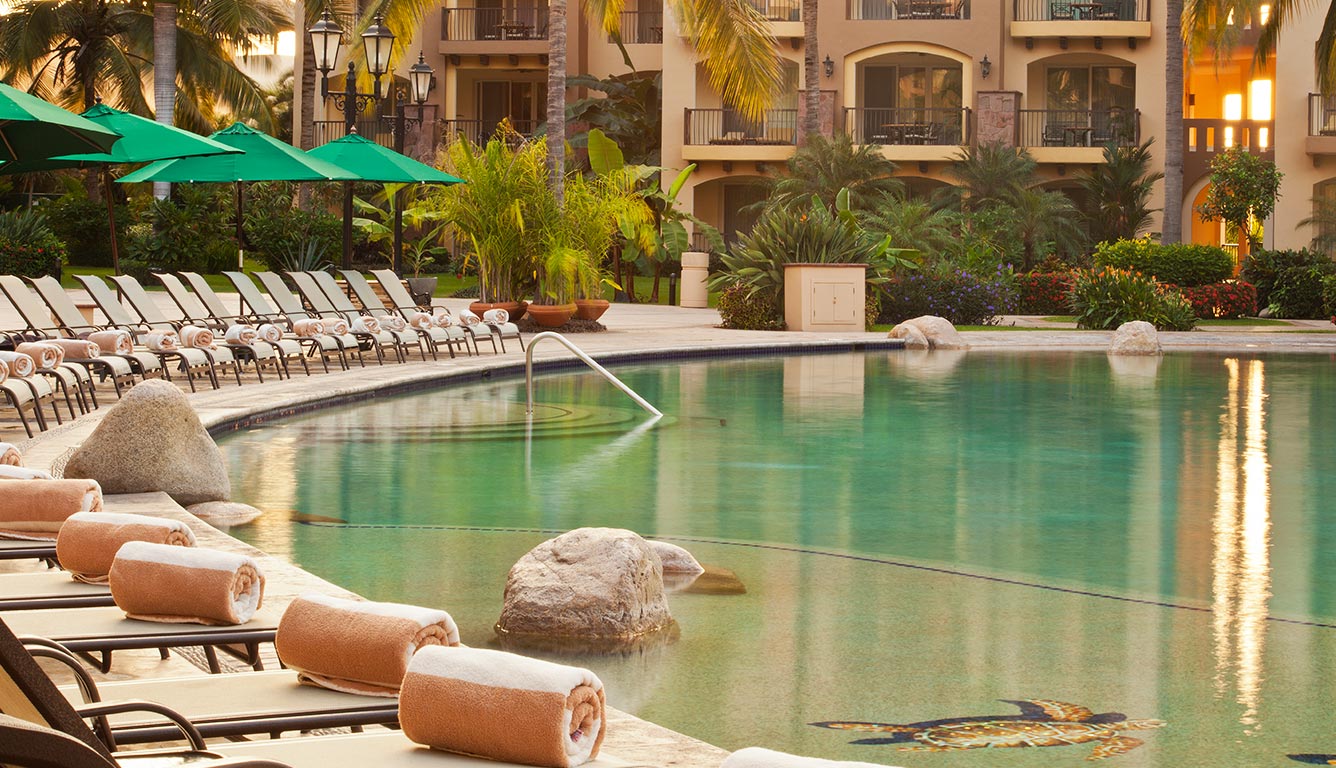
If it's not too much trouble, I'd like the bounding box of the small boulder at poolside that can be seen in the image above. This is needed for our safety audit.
[187,501,264,528]
[1109,320,1162,356]
[64,380,230,506]
[497,527,674,642]
[888,315,968,350]
[647,540,704,574]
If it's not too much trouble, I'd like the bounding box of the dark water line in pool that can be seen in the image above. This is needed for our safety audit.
[298,520,1336,631]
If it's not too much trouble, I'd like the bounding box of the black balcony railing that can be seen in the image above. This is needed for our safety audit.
[613,10,663,42]
[441,6,547,40]
[746,0,801,20]
[439,118,540,146]
[844,107,971,145]
[1310,93,1336,136]
[1018,108,1140,147]
[849,0,970,19]
[313,119,395,149]
[685,109,798,145]
[1013,0,1149,21]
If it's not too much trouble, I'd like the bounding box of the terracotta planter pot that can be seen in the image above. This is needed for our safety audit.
[469,300,528,322]
[574,298,611,321]
[526,303,577,328]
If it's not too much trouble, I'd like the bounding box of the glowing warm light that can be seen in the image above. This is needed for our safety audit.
[1259,4,1271,24]
[1249,80,1272,121]
[1224,93,1244,120]
[1258,127,1269,149]
[248,31,297,57]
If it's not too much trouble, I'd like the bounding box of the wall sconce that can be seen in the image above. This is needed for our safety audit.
[823,55,834,78]
[980,54,991,80]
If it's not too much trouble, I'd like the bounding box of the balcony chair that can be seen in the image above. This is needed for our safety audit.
[1050,0,1074,19]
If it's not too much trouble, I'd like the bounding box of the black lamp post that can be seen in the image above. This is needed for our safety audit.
[389,52,436,273]
[308,8,396,269]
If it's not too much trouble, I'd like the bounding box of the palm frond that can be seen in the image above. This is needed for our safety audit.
[668,0,783,121]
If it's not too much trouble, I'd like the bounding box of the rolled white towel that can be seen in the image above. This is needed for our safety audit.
[432,311,456,328]
[17,342,64,368]
[178,326,214,349]
[0,358,8,384]
[0,351,36,377]
[292,319,325,337]
[409,312,434,330]
[722,748,900,768]
[380,315,407,332]
[224,325,258,345]
[351,316,381,334]
[0,442,19,466]
[143,332,179,351]
[481,308,509,325]
[45,339,100,360]
[0,465,53,480]
[87,330,133,356]
[323,318,350,336]
[457,309,482,327]
[256,324,283,343]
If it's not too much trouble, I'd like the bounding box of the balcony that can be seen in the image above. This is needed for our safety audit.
[439,118,540,146]
[1307,94,1336,156]
[844,107,971,161]
[611,10,663,43]
[1019,108,1140,161]
[682,108,798,161]
[313,119,395,149]
[849,0,970,20]
[441,5,547,50]
[1011,0,1152,44]
[1183,118,1273,186]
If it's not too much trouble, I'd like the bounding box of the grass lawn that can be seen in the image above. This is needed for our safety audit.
[1197,317,1295,327]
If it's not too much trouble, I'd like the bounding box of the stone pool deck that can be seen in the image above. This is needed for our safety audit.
[6,293,1336,765]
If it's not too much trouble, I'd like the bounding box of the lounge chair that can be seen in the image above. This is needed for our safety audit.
[0,539,57,564]
[299,271,430,361]
[370,269,524,354]
[339,271,470,359]
[0,572,113,611]
[0,275,157,393]
[45,276,217,392]
[152,274,313,378]
[252,272,395,364]
[219,272,356,371]
[241,271,377,366]
[0,370,58,438]
[101,275,267,385]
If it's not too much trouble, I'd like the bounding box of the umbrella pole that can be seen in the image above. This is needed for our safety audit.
[103,168,121,275]
[393,186,404,274]
[236,181,245,270]
[343,181,353,270]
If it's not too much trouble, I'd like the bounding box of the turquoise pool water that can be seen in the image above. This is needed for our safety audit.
[221,350,1336,765]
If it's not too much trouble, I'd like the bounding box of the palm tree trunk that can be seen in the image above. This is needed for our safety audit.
[547,0,567,204]
[1161,0,1184,244]
[153,1,177,200]
[801,0,820,142]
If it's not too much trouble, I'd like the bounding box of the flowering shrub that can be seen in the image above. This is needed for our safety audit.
[1241,248,1329,309]
[876,266,1017,326]
[716,284,784,330]
[1069,267,1197,331]
[1095,238,1233,286]
[1175,281,1257,319]
[1016,271,1073,315]
[0,208,65,278]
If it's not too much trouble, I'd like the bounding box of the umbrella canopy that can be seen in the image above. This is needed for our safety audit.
[119,122,356,183]
[306,133,463,184]
[0,83,121,163]
[0,103,241,174]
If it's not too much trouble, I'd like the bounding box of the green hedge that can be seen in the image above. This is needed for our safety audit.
[1094,239,1234,286]
[716,284,784,330]
[1241,248,1334,315]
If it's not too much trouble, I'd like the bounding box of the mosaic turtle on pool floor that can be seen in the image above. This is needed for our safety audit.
[1290,755,1336,764]
[812,699,1165,761]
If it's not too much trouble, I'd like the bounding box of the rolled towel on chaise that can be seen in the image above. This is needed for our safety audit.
[0,479,103,540]
[481,308,509,325]
[292,318,325,337]
[87,330,133,356]
[178,325,215,349]
[351,316,381,334]
[142,332,179,351]
[44,339,100,360]
[275,593,460,696]
[380,315,407,332]
[409,312,434,330]
[0,465,53,480]
[721,748,898,768]
[399,645,606,768]
[0,358,8,384]
[0,442,18,465]
[57,512,197,584]
[17,342,64,368]
[108,542,264,625]
[0,351,36,377]
[432,310,456,328]
[256,324,283,344]
[224,325,258,345]
[457,309,482,327]
[323,318,350,336]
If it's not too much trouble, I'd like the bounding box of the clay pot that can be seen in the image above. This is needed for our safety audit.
[574,298,611,321]
[526,303,577,328]
[469,300,528,321]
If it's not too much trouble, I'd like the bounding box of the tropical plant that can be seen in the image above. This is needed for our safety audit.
[1010,186,1086,271]
[1177,281,1257,318]
[942,142,1039,211]
[716,283,784,330]
[44,186,128,268]
[1197,147,1283,249]
[242,182,343,271]
[801,0,820,142]
[859,197,960,262]
[1069,266,1197,331]
[1016,271,1075,315]
[122,185,235,274]
[0,208,66,278]
[353,184,450,267]
[533,168,653,304]
[566,71,662,166]
[1095,238,1234,286]
[1240,247,1332,309]
[276,238,335,273]
[1076,139,1165,245]
[763,133,903,212]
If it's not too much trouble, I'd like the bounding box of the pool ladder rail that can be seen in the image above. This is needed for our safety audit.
[524,331,663,418]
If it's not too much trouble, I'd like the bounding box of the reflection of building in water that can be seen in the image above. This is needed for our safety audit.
[782,352,865,421]
[1211,358,1271,728]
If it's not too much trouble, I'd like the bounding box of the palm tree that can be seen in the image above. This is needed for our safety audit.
[1162,0,1184,243]
[801,0,820,141]
[765,132,903,211]
[859,195,960,260]
[1076,139,1165,246]
[1011,187,1086,269]
[943,142,1038,210]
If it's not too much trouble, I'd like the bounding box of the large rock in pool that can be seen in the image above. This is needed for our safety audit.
[1108,320,1161,356]
[496,527,674,642]
[64,379,230,505]
[889,315,968,350]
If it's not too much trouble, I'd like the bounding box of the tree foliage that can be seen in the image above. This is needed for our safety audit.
[1197,147,1283,246]
[1076,139,1165,246]
[764,133,903,212]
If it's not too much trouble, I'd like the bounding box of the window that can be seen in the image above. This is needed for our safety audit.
[1046,66,1135,111]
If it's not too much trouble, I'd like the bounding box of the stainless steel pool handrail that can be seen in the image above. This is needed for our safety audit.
[525,331,663,417]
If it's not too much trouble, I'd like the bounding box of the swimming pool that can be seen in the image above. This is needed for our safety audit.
[220,350,1336,765]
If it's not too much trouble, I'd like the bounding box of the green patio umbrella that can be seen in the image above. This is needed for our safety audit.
[307,132,464,272]
[120,122,357,267]
[0,102,243,273]
[0,83,121,163]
